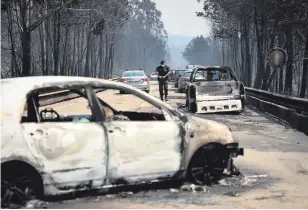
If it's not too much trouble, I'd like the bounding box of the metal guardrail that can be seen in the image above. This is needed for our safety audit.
[245,87,308,113]
[245,87,308,135]
[38,77,119,107]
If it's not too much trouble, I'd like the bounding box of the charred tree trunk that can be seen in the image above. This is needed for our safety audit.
[98,34,104,78]
[240,30,245,82]
[261,35,276,90]
[53,13,61,75]
[21,30,31,76]
[299,31,308,98]
[284,27,293,95]
[243,18,251,87]
[84,31,92,77]
[253,8,266,89]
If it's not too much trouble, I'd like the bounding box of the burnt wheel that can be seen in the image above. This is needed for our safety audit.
[189,102,197,113]
[187,145,227,185]
[1,163,43,208]
[1,177,40,208]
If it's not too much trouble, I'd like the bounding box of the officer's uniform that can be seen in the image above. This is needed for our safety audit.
[156,65,170,100]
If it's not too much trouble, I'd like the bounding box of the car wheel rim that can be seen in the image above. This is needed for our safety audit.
[1,177,34,208]
[190,147,225,185]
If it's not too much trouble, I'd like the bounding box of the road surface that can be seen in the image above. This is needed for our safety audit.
[38,82,308,209]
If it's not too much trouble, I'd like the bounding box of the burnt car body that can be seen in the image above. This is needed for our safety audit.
[185,66,246,113]
[1,76,243,207]
[178,70,193,92]
[174,69,187,88]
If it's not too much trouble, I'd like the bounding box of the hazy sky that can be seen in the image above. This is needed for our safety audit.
[153,0,211,37]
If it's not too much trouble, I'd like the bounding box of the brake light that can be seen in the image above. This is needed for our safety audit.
[181,77,187,81]
[119,78,126,82]
[141,78,148,82]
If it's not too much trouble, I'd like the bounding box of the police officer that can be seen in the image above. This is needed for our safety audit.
[156,60,171,101]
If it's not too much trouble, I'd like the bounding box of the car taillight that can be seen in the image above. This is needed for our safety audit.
[119,78,126,82]
[181,77,187,81]
[141,78,148,82]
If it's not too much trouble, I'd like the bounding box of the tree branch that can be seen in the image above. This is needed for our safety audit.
[28,0,75,32]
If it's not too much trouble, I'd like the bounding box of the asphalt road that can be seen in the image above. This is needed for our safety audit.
[37,82,308,209]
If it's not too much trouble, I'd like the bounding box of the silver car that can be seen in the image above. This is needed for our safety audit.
[178,70,193,92]
[119,70,150,93]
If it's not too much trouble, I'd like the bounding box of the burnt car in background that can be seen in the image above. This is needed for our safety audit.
[174,69,188,88]
[177,69,193,92]
[1,76,243,207]
[168,69,177,82]
[185,66,246,114]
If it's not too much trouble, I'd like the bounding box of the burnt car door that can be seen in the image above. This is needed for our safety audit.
[21,85,108,191]
[95,88,183,184]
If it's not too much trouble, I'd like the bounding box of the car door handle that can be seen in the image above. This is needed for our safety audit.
[30,129,44,137]
[108,127,123,133]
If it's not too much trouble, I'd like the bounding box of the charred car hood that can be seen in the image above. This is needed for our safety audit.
[195,81,240,96]
[184,115,236,145]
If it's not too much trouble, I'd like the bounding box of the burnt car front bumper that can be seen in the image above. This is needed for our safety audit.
[225,143,244,173]
[225,143,244,158]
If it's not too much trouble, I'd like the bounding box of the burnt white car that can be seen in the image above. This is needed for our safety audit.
[1,76,243,207]
[186,66,246,114]
[178,70,193,92]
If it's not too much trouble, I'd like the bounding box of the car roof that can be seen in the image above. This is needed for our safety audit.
[195,66,235,69]
[196,66,219,69]
[1,76,110,94]
[1,76,175,119]
[124,69,144,72]
[1,76,112,117]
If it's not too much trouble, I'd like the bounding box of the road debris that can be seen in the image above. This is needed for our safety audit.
[177,103,187,108]
[105,194,116,199]
[25,200,47,209]
[224,191,240,197]
[118,191,133,198]
[180,184,207,193]
[247,175,268,178]
[170,188,179,193]
[218,175,260,187]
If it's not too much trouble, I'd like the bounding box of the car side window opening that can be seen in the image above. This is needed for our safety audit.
[194,68,235,81]
[21,87,96,123]
[93,87,167,122]
[184,72,192,77]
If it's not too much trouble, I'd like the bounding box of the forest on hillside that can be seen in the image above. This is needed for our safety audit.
[183,0,308,98]
[1,0,169,78]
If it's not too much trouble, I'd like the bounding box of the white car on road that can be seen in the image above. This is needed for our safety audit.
[119,69,150,93]
[177,70,193,92]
